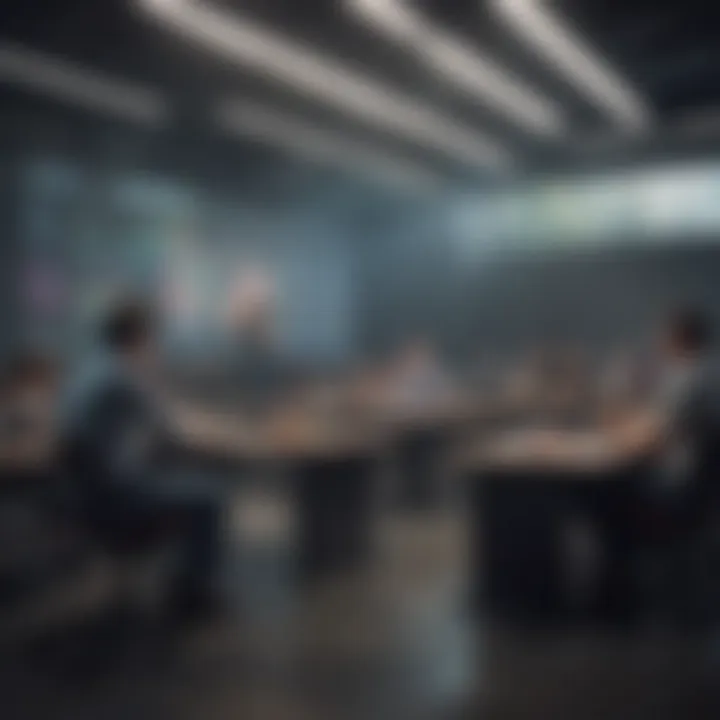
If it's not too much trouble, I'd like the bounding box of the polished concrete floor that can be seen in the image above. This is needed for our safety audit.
[1,486,718,720]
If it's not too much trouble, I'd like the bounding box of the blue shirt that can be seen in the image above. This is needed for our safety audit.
[60,352,165,489]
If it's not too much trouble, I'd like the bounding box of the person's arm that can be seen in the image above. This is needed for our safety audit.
[140,382,249,457]
[162,399,257,458]
[609,408,667,457]
[608,373,700,459]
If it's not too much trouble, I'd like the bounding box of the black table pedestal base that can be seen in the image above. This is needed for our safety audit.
[294,458,376,581]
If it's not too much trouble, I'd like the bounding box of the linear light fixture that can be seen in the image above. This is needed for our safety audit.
[491,0,650,130]
[137,0,511,171]
[216,101,443,193]
[0,43,168,127]
[346,0,565,137]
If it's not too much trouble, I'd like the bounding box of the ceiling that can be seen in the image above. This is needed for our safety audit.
[1,0,720,190]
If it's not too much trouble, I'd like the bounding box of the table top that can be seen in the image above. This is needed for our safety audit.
[459,428,641,477]
[0,399,616,475]
[172,405,384,464]
[375,398,523,435]
[0,402,385,478]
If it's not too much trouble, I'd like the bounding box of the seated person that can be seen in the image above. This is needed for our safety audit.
[610,309,720,619]
[381,339,460,417]
[228,281,291,419]
[59,300,224,616]
[502,347,552,411]
[612,309,720,491]
[342,360,390,421]
[505,346,591,422]
[0,353,60,480]
[0,354,67,598]
[0,352,58,439]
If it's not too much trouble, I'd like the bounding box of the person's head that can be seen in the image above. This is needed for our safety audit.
[100,300,157,369]
[665,309,712,362]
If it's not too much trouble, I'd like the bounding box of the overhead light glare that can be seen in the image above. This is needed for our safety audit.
[491,0,651,130]
[0,42,168,126]
[348,0,566,136]
[138,0,512,171]
[217,100,443,193]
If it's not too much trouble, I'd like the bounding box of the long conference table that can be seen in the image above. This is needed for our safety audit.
[172,407,386,580]
[1,397,488,585]
[0,411,382,584]
[384,401,535,509]
[1,399,646,618]
[462,429,646,625]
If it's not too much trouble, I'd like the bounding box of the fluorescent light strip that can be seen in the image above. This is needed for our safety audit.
[347,0,565,136]
[0,43,168,127]
[216,101,441,192]
[491,0,650,130]
[138,0,511,171]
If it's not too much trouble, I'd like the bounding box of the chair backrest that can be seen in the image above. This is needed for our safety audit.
[58,440,155,555]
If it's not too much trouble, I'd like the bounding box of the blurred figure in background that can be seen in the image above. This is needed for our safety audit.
[0,353,63,603]
[465,350,504,403]
[60,300,224,617]
[0,352,58,440]
[503,345,593,424]
[382,338,459,417]
[228,268,289,418]
[502,346,552,413]
[345,356,395,418]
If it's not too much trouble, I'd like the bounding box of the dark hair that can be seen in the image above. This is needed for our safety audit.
[101,301,155,351]
[669,309,713,353]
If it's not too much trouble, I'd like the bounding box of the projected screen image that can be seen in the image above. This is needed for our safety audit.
[18,161,356,363]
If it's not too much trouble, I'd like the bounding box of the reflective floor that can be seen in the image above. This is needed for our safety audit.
[1,486,718,720]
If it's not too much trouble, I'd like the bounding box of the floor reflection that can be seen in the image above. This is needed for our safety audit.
[1,489,718,720]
